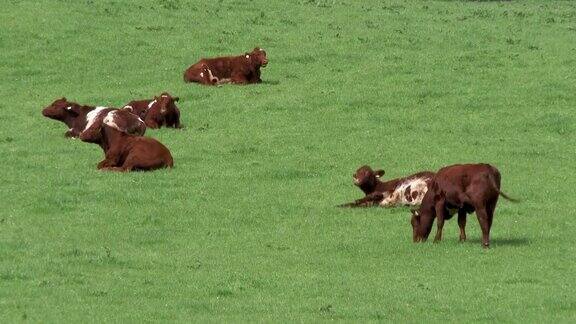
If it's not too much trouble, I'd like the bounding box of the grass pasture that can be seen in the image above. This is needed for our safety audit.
[1,0,576,321]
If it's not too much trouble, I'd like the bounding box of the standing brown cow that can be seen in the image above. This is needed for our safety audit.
[183,47,268,85]
[411,163,517,248]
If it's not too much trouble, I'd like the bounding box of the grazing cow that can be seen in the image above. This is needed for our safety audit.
[339,165,434,208]
[183,47,268,85]
[124,92,181,129]
[410,163,517,248]
[79,109,173,172]
[42,98,103,138]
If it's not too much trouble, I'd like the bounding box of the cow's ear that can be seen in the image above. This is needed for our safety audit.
[173,96,179,102]
[66,104,81,116]
[123,106,134,112]
[375,169,385,178]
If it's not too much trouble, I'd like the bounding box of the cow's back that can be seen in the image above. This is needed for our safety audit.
[124,100,150,119]
[435,163,500,205]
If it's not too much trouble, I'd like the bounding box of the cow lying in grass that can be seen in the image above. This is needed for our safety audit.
[183,47,268,85]
[339,165,434,207]
[79,108,173,172]
[124,92,181,129]
[42,98,146,138]
[410,163,517,248]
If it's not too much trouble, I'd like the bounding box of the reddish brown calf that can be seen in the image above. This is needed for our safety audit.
[79,109,173,172]
[339,165,434,208]
[183,47,268,85]
[411,163,517,248]
[124,92,181,129]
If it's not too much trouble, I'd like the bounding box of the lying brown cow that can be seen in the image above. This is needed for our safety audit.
[79,108,173,172]
[123,92,181,129]
[42,98,106,138]
[339,165,434,207]
[43,98,146,138]
[183,47,268,85]
[411,163,517,248]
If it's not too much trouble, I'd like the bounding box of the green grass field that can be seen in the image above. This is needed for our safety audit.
[1,0,575,321]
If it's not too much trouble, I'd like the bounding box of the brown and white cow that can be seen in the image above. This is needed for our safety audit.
[42,98,103,138]
[123,92,181,129]
[183,47,268,85]
[79,108,173,172]
[339,165,434,208]
[410,163,517,248]
[42,98,146,138]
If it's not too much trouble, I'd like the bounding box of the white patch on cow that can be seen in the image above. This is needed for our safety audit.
[202,66,221,84]
[379,177,431,207]
[123,105,133,110]
[147,100,157,110]
[66,106,73,110]
[83,106,108,131]
[245,54,250,58]
[161,94,168,98]
[102,111,120,130]
[200,72,204,77]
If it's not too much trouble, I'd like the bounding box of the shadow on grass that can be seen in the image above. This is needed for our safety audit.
[468,237,531,247]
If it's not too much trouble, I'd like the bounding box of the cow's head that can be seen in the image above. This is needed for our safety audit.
[352,165,384,189]
[410,191,436,242]
[246,47,268,67]
[410,210,421,242]
[79,108,146,143]
[153,92,180,114]
[42,97,82,121]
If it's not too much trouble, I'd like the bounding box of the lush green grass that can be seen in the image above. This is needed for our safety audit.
[1,0,575,321]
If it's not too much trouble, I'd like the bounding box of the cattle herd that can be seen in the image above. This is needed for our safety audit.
[42,47,516,248]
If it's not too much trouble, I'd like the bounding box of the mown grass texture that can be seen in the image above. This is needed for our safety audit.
[1,0,575,322]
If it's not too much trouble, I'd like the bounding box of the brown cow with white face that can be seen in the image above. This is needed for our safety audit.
[79,108,173,172]
[123,92,181,129]
[183,47,268,85]
[339,165,434,208]
[410,163,517,248]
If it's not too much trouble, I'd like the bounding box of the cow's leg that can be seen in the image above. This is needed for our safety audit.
[230,72,249,84]
[475,206,491,248]
[65,129,77,138]
[184,65,205,83]
[144,116,160,129]
[338,192,384,208]
[97,150,123,169]
[170,110,182,129]
[433,200,446,243]
[458,210,467,242]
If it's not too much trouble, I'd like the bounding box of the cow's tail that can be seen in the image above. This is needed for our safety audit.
[498,190,519,203]
[488,171,519,203]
